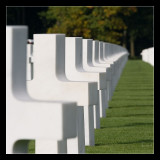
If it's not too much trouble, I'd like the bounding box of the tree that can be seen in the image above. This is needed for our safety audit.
[122,7,153,58]
[7,6,153,57]
[39,6,136,45]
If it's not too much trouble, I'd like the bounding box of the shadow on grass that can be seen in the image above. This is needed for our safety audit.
[108,104,153,109]
[100,122,153,129]
[95,139,153,146]
[111,95,154,99]
[115,88,153,91]
[111,98,153,101]
[107,114,153,118]
[112,93,154,96]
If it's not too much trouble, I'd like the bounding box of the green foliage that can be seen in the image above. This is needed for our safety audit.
[7,7,153,56]
[39,6,137,45]
[38,6,153,55]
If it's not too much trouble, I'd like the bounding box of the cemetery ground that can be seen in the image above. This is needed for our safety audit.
[28,59,154,154]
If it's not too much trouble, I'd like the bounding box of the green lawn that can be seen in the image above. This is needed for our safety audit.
[28,60,154,154]
[85,60,154,154]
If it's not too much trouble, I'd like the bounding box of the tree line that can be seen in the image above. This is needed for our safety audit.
[7,6,153,58]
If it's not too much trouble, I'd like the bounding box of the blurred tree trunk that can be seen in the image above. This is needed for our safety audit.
[130,35,135,58]
[122,30,127,48]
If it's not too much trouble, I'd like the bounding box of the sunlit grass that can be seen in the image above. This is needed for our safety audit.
[85,60,154,154]
[28,60,154,154]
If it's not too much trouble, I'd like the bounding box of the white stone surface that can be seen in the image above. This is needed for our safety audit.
[27,34,98,148]
[103,42,129,94]
[36,139,67,154]
[83,39,111,110]
[67,106,85,154]
[91,40,113,101]
[141,47,154,66]
[6,26,77,154]
[65,37,107,119]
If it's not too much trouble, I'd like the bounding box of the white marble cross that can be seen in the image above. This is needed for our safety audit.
[65,37,107,118]
[98,42,129,95]
[6,26,77,154]
[27,34,99,153]
[141,47,154,66]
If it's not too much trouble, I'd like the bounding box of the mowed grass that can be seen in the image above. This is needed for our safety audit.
[85,60,154,154]
[28,60,154,154]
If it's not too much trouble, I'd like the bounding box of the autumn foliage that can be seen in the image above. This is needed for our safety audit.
[39,7,137,44]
